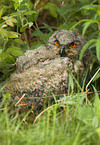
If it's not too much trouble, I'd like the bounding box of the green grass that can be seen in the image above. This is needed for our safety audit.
[0,92,100,145]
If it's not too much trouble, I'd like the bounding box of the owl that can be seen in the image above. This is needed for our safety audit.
[5,30,91,110]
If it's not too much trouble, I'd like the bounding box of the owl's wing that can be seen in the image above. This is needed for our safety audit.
[16,46,57,73]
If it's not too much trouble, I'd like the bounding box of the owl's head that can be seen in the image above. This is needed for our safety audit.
[46,30,86,59]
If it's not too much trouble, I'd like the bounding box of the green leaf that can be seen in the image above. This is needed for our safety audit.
[3,93,11,98]
[10,50,23,56]
[94,96,100,119]
[24,11,37,16]
[8,31,19,38]
[6,47,23,56]
[70,19,89,30]
[96,127,100,138]
[82,20,99,36]
[20,25,27,32]
[6,19,14,27]
[0,64,15,68]
[12,0,19,3]
[93,72,100,82]
[6,47,21,53]
[68,72,74,93]
[79,39,96,60]
[57,4,72,16]
[0,52,8,60]
[47,3,57,18]
[14,3,19,9]
[0,28,8,38]
[33,0,40,8]
[0,49,2,54]
[28,22,33,28]
[92,85,99,98]
[1,24,8,28]
[81,4,100,12]
[78,105,94,125]
[14,39,24,45]
[96,37,100,61]
[11,18,17,23]
[0,5,8,20]
[42,2,57,18]
[92,116,98,128]
[2,16,8,20]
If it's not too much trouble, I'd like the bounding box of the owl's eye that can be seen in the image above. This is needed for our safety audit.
[55,40,59,45]
[69,42,76,48]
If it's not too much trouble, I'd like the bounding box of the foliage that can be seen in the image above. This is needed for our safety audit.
[0,0,39,80]
[0,91,100,145]
[69,3,100,62]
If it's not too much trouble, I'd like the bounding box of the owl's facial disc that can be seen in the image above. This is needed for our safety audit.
[46,30,82,57]
[53,34,78,57]
[58,42,78,57]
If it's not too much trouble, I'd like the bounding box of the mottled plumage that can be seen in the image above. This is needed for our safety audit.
[5,30,91,109]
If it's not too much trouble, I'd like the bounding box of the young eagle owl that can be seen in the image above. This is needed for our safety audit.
[5,30,91,108]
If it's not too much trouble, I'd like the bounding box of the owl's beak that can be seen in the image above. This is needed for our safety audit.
[59,45,66,57]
